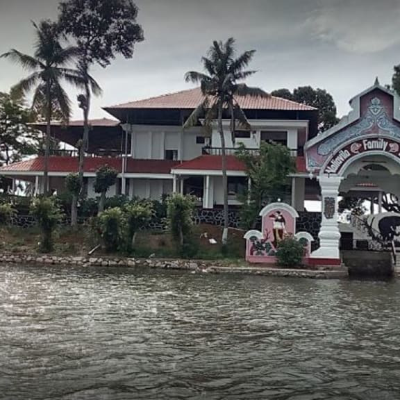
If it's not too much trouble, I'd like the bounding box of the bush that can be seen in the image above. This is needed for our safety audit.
[124,202,153,251]
[97,207,125,252]
[30,197,64,253]
[167,194,196,247]
[275,237,305,268]
[0,203,16,226]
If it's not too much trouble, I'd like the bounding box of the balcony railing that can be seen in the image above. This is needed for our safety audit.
[202,146,302,157]
[40,149,124,158]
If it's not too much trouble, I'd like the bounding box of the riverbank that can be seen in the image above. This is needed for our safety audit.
[0,252,349,279]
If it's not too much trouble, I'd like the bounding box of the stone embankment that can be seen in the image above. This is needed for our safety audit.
[0,253,350,279]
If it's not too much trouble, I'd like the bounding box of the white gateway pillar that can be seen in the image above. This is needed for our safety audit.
[311,175,343,260]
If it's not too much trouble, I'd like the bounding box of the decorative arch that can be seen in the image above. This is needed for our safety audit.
[259,202,299,218]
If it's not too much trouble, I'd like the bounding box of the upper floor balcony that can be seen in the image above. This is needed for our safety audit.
[202,146,303,157]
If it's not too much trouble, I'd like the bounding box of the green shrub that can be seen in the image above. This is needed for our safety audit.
[167,194,196,247]
[275,237,305,268]
[0,203,16,226]
[124,202,153,251]
[97,207,125,252]
[180,235,199,259]
[30,197,64,253]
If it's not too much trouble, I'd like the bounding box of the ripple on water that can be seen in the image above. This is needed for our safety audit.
[0,265,400,399]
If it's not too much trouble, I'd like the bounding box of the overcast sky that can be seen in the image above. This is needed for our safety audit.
[1,0,400,120]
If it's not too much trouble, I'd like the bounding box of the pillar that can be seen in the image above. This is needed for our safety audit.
[291,177,305,212]
[311,175,343,260]
[172,175,178,193]
[370,195,375,215]
[34,175,39,196]
[378,191,383,214]
[202,175,213,208]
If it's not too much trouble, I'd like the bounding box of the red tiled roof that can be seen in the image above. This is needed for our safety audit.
[173,155,246,171]
[0,157,178,174]
[107,88,317,111]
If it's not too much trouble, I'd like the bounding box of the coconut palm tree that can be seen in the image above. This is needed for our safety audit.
[1,20,98,196]
[184,38,269,244]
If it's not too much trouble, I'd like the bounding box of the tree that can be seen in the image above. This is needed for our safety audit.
[97,207,125,252]
[392,65,400,96]
[0,92,38,167]
[184,38,268,244]
[271,86,339,132]
[124,202,153,250]
[236,142,295,229]
[167,193,196,247]
[30,196,63,253]
[58,0,144,193]
[94,165,118,213]
[1,20,84,195]
[65,173,82,226]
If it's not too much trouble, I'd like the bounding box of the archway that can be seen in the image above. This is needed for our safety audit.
[303,79,400,263]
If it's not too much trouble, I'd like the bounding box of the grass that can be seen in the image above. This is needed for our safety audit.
[0,224,246,261]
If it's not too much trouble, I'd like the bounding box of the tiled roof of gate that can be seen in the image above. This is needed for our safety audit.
[0,157,178,174]
[107,88,317,111]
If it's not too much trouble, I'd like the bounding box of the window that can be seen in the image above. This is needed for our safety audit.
[165,150,178,160]
[227,177,247,197]
[235,130,251,139]
[196,136,205,144]
[260,130,287,146]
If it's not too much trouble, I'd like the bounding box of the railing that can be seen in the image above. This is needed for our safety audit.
[39,149,123,158]
[202,146,301,157]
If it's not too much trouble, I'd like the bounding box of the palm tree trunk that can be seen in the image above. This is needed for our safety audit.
[218,101,229,245]
[71,194,78,226]
[44,80,51,196]
[98,191,106,213]
[78,79,91,194]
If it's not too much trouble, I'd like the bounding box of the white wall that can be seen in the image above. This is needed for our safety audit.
[130,178,173,200]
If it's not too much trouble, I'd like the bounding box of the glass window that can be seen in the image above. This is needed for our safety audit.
[165,150,178,160]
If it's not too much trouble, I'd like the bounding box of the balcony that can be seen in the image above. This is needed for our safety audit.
[41,149,124,158]
[202,146,302,157]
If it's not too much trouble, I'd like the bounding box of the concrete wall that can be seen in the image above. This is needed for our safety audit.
[131,126,204,160]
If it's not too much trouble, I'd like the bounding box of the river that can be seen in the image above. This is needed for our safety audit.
[0,264,399,400]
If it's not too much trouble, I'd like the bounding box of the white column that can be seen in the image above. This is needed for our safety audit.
[173,175,178,193]
[178,130,184,160]
[287,129,298,153]
[180,178,184,194]
[148,131,153,159]
[203,175,210,208]
[370,195,374,215]
[160,131,165,159]
[311,175,343,260]
[378,191,383,214]
[34,175,39,196]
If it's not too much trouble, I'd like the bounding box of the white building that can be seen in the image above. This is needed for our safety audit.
[0,88,318,209]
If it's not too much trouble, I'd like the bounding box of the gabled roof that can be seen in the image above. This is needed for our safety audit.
[105,88,317,111]
[0,157,178,175]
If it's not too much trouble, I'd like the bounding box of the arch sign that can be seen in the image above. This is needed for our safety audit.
[323,137,400,175]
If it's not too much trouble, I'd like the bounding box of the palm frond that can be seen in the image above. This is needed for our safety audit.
[201,57,216,77]
[185,71,210,84]
[52,81,72,123]
[234,84,269,98]
[11,72,41,99]
[183,97,210,130]
[53,45,81,65]
[229,50,256,74]
[234,70,257,81]
[1,49,42,70]
[87,74,103,97]
[232,103,251,130]
[202,102,219,137]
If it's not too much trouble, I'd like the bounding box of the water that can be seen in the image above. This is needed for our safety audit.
[0,265,399,400]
